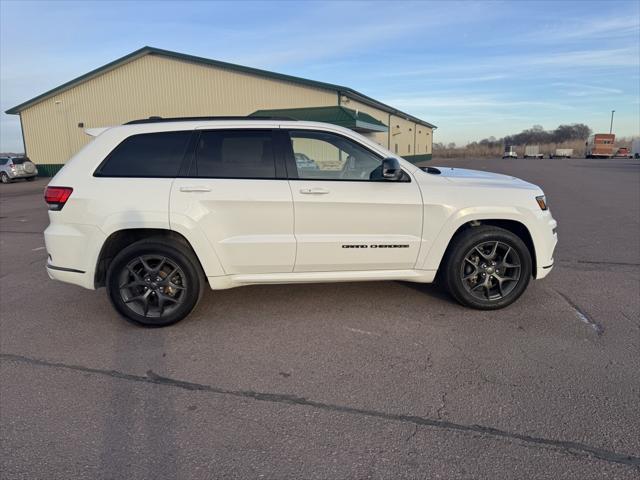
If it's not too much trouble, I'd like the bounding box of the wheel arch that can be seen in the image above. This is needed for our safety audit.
[94,228,210,288]
[423,216,538,278]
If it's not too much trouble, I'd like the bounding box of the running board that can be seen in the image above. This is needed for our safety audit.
[208,269,436,290]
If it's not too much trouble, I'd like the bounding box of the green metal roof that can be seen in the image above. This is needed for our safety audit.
[251,106,388,132]
[5,46,436,129]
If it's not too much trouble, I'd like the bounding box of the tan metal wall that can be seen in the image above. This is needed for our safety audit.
[20,54,338,166]
[390,115,413,156]
[342,98,433,157]
[415,125,433,155]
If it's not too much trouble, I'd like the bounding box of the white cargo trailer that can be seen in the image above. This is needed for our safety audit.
[550,148,573,159]
[524,145,543,158]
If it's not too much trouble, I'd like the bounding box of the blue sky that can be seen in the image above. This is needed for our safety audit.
[1,0,639,152]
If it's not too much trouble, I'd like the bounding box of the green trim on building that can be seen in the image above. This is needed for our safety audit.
[252,106,388,133]
[403,154,432,165]
[5,46,436,130]
[37,164,64,177]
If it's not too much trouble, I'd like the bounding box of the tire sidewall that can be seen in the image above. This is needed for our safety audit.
[106,241,203,327]
[445,227,532,310]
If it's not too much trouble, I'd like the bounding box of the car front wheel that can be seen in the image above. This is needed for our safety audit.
[106,240,204,327]
[442,226,532,310]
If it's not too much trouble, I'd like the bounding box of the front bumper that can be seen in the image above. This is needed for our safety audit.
[534,215,557,279]
[536,261,555,279]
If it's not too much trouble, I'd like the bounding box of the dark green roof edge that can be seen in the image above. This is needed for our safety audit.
[5,46,436,129]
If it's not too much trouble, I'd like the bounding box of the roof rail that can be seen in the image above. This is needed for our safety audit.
[124,115,296,125]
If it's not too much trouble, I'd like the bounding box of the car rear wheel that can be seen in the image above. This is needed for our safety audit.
[1,172,10,184]
[442,226,532,310]
[106,240,204,327]
[26,177,36,181]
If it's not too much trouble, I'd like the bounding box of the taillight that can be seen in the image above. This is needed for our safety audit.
[44,186,73,211]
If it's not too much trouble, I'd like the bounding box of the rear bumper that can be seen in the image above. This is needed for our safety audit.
[44,221,105,290]
[7,171,38,179]
[46,260,94,289]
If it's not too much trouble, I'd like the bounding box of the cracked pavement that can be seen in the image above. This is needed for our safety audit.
[1,157,639,479]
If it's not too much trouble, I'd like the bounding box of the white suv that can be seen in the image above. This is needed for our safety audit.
[44,117,557,327]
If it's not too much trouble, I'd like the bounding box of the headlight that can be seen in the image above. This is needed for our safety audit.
[536,195,548,211]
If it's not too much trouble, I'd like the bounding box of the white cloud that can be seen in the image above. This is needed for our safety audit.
[520,15,640,43]
[377,46,639,79]
[383,94,575,110]
[552,82,624,97]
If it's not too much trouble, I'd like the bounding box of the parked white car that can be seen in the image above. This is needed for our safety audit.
[44,118,557,326]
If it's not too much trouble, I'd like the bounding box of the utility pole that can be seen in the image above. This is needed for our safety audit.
[610,110,615,134]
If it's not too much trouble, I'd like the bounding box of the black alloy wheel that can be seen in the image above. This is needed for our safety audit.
[117,255,187,319]
[460,241,521,301]
[442,226,532,310]
[107,240,203,326]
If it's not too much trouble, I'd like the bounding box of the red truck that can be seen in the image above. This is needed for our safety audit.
[613,147,631,158]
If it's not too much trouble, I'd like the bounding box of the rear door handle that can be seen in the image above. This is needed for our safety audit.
[180,186,212,192]
[300,187,330,195]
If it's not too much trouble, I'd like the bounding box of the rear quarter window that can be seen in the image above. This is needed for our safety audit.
[95,131,192,177]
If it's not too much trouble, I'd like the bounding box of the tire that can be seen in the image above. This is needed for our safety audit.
[442,226,532,310]
[26,176,36,182]
[1,172,10,184]
[106,239,204,327]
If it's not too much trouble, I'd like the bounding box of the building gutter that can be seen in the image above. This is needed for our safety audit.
[355,120,388,133]
[18,112,27,156]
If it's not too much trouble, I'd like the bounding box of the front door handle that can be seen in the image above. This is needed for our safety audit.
[300,187,330,195]
[180,186,212,192]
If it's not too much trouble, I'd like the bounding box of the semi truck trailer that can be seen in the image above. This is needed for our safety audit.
[549,148,573,159]
[524,145,543,158]
[586,134,615,158]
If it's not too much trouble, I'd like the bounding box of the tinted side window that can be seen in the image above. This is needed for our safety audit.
[96,131,191,177]
[195,130,276,179]
[288,130,382,180]
[0,159,7,166]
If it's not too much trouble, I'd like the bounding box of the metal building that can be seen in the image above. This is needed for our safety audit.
[6,46,436,176]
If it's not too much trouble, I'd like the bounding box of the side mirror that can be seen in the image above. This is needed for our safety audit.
[382,158,403,181]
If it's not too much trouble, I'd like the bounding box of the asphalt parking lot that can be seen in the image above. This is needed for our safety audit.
[1,157,639,479]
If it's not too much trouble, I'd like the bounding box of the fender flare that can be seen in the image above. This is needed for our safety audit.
[95,222,225,287]
[417,206,538,272]
[168,214,226,277]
